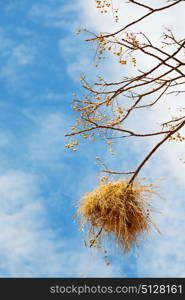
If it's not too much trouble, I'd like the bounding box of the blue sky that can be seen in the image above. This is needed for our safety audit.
[0,0,185,277]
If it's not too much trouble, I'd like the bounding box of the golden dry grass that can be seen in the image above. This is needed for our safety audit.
[77,179,156,252]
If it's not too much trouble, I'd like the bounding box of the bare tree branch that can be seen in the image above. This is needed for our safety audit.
[66,0,185,186]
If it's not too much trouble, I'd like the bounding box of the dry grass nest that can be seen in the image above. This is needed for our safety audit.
[77,179,157,252]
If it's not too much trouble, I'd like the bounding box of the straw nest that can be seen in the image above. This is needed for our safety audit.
[77,179,156,252]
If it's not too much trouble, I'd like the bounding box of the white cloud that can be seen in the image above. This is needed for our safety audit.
[12,44,35,65]
[0,169,121,277]
[137,181,185,277]
[0,37,37,89]
[0,169,59,276]
[29,1,79,31]
[0,26,37,90]
[59,36,95,80]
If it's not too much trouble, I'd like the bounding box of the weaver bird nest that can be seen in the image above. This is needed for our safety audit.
[77,179,157,252]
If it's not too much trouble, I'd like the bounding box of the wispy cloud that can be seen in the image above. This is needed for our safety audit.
[0,30,37,89]
[0,169,63,277]
[58,36,95,81]
[29,1,79,31]
[0,169,122,277]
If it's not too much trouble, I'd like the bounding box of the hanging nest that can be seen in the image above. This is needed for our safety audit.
[77,179,157,252]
